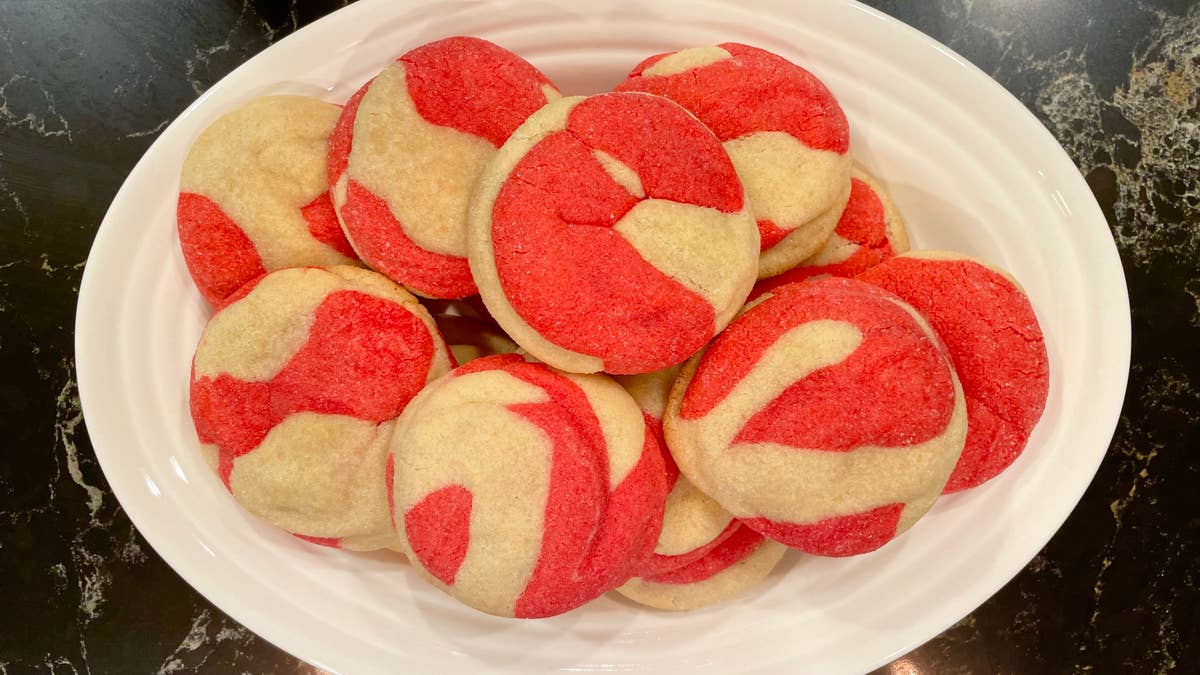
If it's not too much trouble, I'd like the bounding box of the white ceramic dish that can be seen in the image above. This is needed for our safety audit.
[75,1,1130,672]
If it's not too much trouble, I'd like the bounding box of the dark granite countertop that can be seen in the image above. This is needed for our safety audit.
[1,1,1196,672]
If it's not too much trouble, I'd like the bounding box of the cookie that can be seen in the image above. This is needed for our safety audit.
[189,266,452,550]
[468,92,760,375]
[665,278,967,557]
[616,43,852,276]
[856,252,1049,492]
[751,166,908,299]
[433,313,518,365]
[616,525,787,611]
[616,367,742,577]
[178,96,357,305]
[390,354,668,618]
[329,36,560,299]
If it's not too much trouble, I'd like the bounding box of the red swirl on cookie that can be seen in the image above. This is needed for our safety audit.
[391,354,668,618]
[189,266,453,551]
[751,168,909,299]
[615,368,789,611]
[641,524,766,585]
[616,524,787,611]
[470,92,760,375]
[617,43,851,273]
[616,367,742,577]
[621,43,847,153]
[179,96,358,306]
[857,252,1049,492]
[177,193,266,305]
[329,37,559,299]
[666,278,967,557]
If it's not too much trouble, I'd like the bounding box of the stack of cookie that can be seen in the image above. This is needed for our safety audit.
[179,37,1050,618]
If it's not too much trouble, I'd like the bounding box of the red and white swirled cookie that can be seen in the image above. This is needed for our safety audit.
[665,278,967,557]
[189,266,452,550]
[468,92,760,375]
[178,96,358,305]
[857,251,1049,492]
[751,166,909,299]
[329,36,560,299]
[390,354,669,618]
[616,43,852,277]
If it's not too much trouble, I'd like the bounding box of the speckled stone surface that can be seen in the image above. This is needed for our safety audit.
[0,1,1196,673]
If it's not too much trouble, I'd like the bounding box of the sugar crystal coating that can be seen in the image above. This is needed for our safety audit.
[857,252,1049,492]
[190,266,452,550]
[391,354,669,618]
[179,96,358,305]
[617,43,852,274]
[666,277,967,557]
[469,92,760,375]
[330,36,559,299]
[752,167,909,299]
